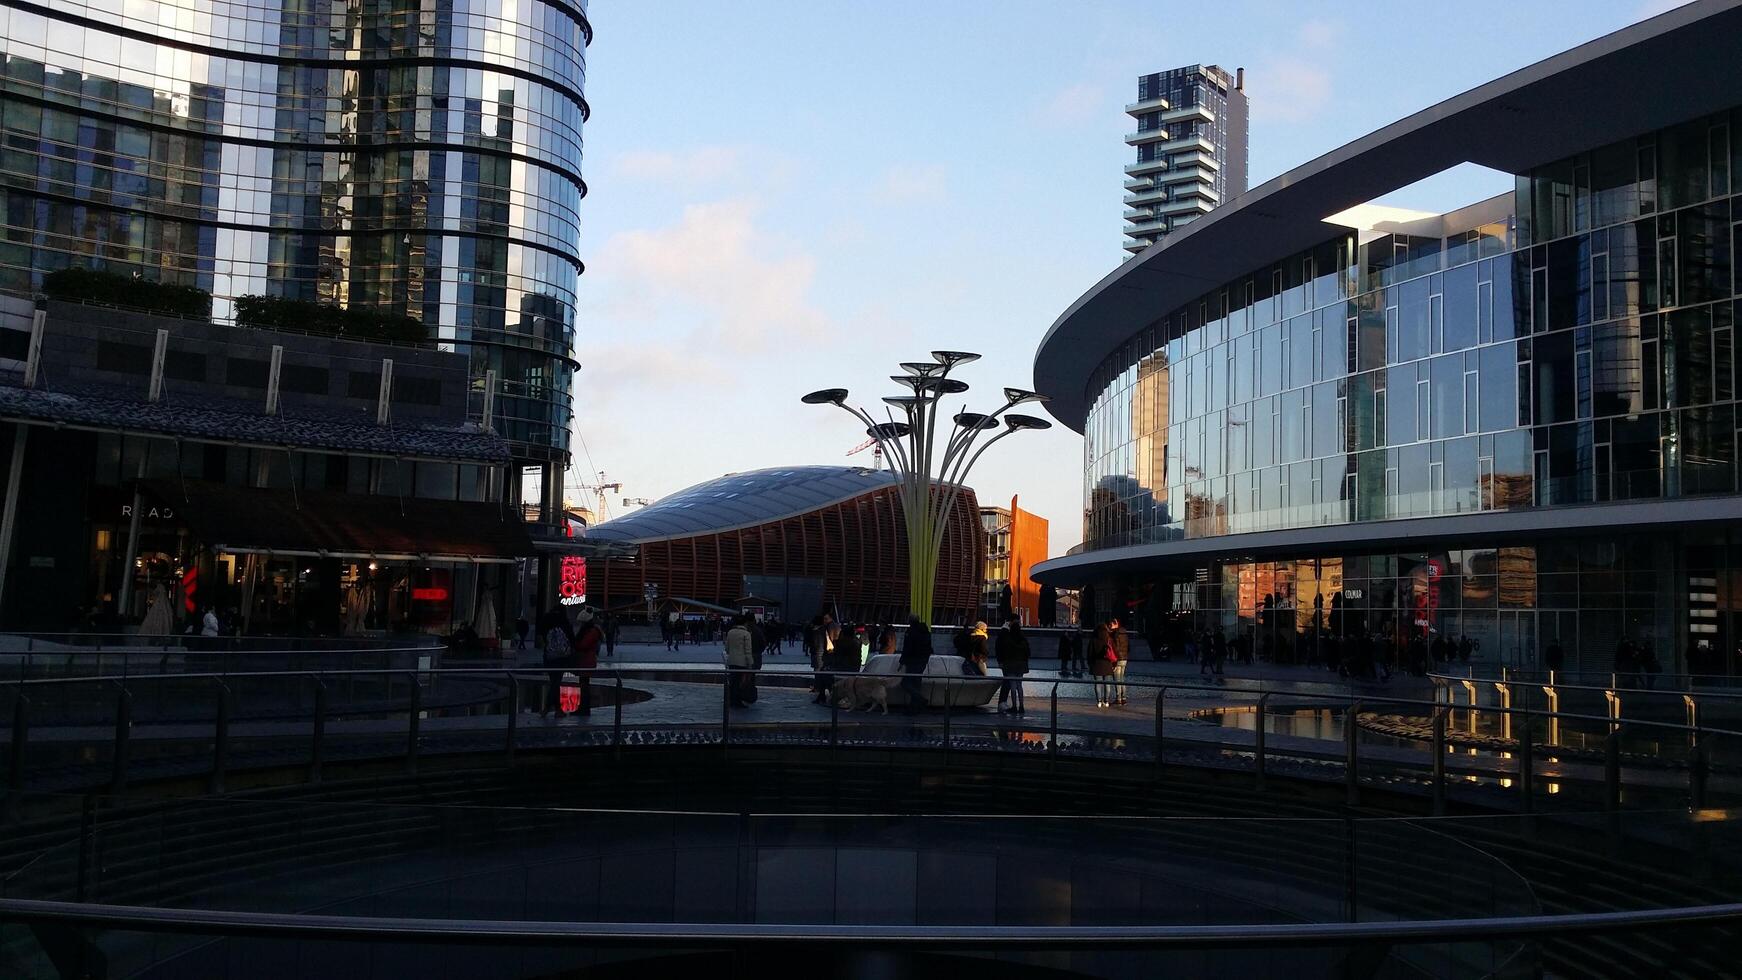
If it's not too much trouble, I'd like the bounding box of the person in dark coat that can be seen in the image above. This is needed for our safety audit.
[995,618,1031,714]
[570,608,602,714]
[899,618,933,714]
[1108,616,1131,705]
[538,607,577,718]
[1090,622,1116,707]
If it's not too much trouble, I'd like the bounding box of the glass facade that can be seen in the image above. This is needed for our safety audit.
[1086,108,1741,552]
[1077,108,1742,676]
[0,0,587,459]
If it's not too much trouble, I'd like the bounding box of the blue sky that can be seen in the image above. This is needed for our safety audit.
[573,0,1686,554]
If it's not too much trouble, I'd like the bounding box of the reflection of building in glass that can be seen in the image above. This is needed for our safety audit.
[0,0,590,611]
[586,467,983,625]
[1123,64,1248,254]
[1037,6,1742,677]
[978,496,1049,625]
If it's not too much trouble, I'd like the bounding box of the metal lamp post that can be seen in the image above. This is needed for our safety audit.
[804,351,1050,623]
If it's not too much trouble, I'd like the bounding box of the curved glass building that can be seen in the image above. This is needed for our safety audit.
[588,466,985,624]
[1032,2,1742,678]
[0,0,586,463]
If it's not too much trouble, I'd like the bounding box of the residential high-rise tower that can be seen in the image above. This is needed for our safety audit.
[1123,64,1248,254]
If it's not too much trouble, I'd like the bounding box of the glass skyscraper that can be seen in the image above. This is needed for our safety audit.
[0,0,587,466]
[1123,64,1248,255]
[1038,4,1742,679]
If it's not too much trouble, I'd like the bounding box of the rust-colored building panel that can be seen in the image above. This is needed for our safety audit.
[588,467,982,624]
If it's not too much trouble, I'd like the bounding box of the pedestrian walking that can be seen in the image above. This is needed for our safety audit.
[995,618,1030,714]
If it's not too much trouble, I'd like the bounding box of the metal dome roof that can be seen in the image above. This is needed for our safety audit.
[585,465,899,543]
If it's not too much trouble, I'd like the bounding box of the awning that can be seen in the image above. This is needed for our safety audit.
[144,479,535,564]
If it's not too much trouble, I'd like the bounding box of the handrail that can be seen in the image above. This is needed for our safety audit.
[1429,668,1742,703]
[4,664,1733,816]
[0,897,1738,947]
[12,665,1735,741]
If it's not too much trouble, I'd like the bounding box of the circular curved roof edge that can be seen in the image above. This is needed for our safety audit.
[587,465,977,545]
[1033,0,1742,433]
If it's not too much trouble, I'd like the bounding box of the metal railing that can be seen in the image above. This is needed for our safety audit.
[1,664,1736,812]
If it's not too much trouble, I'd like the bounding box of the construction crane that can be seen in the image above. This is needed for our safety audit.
[567,472,622,524]
[846,438,886,471]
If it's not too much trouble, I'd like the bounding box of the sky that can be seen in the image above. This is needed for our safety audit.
[572,0,1689,555]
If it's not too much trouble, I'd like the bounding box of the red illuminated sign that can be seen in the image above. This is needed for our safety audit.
[558,556,587,606]
[412,586,450,602]
[559,672,583,713]
[181,567,198,615]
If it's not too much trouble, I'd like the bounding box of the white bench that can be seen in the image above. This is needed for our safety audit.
[860,653,1000,707]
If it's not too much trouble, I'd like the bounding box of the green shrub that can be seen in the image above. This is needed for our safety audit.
[233,294,428,346]
[43,267,212,319]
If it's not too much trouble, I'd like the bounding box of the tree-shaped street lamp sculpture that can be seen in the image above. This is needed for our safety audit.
[804,351,1050,622]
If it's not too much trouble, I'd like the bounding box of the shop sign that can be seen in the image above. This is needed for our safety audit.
[1342,588,1363,600]
[120,504,175,521]
[558,556,587,606]
[28,556,53,568]
[559,671,583,713]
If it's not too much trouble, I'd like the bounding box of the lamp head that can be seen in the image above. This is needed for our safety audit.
[917,377,970,396]
[1004,413,1052,431]
[867,421,912,439]
[931,350,981,370]
[899,361,946,378]
[801,388,850,406]
[953,411,999,431]
[1002,387,1049,406]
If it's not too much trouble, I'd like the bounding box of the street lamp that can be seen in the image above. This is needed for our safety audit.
[804,351,1050,622]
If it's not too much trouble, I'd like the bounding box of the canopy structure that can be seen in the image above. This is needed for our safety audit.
[145,480,535,564]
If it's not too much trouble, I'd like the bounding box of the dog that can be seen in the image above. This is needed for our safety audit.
[833,674,890,714]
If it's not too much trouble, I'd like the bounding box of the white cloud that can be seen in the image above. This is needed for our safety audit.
[608,145,748,183]
[1033,81,1105,127]
[875,163,947,203]
[588,198,829,352]
[1250,22,1341,123]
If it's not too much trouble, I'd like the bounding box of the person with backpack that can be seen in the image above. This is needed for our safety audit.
[539,607,576,719]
